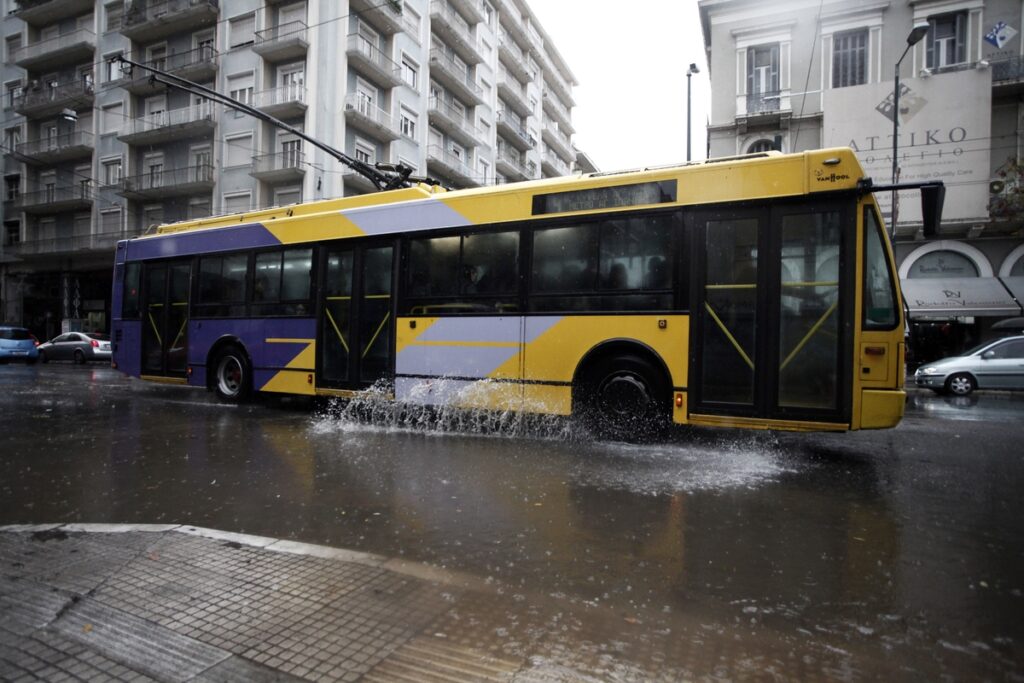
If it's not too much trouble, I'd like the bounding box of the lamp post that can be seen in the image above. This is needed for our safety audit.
[687,63,700,162]
[891,23,929,236]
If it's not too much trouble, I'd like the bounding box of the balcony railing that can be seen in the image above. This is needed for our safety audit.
[496,110,534,149]
[13,0,95,27]
[118,164,214,197]
[541,152,570,176]
[428,95,480,146]
[14,80,94,117]
[993,55,1024,83]
[12,27,95,69]
[16,131,94,162]
[346,34,402,87]
[427,144,478,185]
[253,21,309,61]
[344,93,399,139]
[125,45,218,92]
[252,84,307,118]
[746,90,781,115]
[13,183,92,211]
[118,104,215,140]
[4,229,126,256]
[429,47,483,103]
[122,0,220,41]
[250,151,306,182]
[429,0,482,64]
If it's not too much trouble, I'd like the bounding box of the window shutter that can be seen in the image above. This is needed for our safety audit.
[955,13,966,64]
[746,49,754,95]
[770,45,779,92]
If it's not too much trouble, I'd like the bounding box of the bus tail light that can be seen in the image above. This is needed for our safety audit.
[187,366,193,376]
[865,346,886,356]
[307,373,313,384]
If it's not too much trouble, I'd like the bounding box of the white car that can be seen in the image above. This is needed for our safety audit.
[914,335,1024,395]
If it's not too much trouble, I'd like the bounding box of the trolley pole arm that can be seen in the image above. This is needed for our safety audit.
[112,55,407,191]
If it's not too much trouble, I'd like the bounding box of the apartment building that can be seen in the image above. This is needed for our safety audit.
[0,0,580,339]
[699,0,1024,362]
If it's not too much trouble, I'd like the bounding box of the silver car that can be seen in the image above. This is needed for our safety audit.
[914,335,1024,395]
[38,332,112,364]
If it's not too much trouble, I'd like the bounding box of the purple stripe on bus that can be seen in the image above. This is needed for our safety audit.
[187,318,316,370]
[126,224,281,261]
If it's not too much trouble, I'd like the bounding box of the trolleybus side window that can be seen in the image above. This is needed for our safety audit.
[196,253,249,317]
[253,247,313,316]
[863,208,897,329]
[122,262,141,318]
[405,230,519,314]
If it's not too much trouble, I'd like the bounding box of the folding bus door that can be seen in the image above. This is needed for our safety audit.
[141,259,190,378]
[318,242,395,390]
[689,200,852,424]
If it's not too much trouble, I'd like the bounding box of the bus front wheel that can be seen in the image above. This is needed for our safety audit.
[579,355,669,440]
[213,346,252,403]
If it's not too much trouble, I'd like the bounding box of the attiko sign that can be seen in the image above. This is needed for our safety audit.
[823,68,991,225]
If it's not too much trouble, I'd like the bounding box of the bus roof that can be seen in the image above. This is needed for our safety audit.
[123,148,865,259]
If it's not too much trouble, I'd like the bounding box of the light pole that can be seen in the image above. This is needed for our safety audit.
[687,63,699,162]
[891,23,929,235]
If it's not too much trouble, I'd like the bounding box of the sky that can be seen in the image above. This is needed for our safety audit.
[528,0,710,173]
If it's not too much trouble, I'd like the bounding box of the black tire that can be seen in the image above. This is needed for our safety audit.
[73,349,86,365]
[946,372,976,396]
[577,354,670,440]
[212,346,252,403]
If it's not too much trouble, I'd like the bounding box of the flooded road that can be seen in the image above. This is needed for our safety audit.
[2,364,1023,680]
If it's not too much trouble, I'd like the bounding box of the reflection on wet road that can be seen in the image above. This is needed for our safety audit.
[2,364,1022,680]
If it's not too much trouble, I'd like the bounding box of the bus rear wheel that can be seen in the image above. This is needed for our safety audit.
[213,347,252,403]
[579,355,669,440]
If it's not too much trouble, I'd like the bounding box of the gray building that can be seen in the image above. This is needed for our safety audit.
[0,0,580,339]
[700,0,1024,363]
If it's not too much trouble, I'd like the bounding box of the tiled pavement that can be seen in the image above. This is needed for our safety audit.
[0,524,693,682]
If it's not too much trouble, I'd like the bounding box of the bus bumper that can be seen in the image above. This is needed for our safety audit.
[859,389,906,429]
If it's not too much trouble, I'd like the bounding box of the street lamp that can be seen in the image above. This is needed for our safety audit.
[891,23,929,235]
[687,63,700,162]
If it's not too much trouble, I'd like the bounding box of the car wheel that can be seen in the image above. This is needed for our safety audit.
[577,354,669,440]
[73,349,86,365]
[946,372,976,396]
[213,346,252,403]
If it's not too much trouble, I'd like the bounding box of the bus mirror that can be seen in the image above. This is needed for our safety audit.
[921,183,945,238]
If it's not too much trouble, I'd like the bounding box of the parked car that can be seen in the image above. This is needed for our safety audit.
[914,335,1024,395]
[0,326,39,364]
[38,332,112,364]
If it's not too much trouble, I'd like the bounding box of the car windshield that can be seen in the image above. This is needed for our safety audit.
[85,333,109,341]
[0,328,31,340]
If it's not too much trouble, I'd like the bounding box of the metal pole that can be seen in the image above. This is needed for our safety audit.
[686,72,693,162]
[891,61,900,237]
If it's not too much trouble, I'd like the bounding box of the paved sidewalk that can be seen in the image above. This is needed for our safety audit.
[0,524,693,683]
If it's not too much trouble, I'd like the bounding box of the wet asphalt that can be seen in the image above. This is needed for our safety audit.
[1,362,1022,681]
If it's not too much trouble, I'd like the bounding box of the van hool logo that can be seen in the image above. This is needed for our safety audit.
[875,83,927,125]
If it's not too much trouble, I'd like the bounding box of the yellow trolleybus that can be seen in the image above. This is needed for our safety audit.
[111,148,931,436]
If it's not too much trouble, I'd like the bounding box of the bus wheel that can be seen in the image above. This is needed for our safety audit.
[580,355,669,440]
[213,346,252,402]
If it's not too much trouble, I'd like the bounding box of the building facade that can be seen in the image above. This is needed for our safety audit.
[0,0,580,339]
[699,0,1024,364]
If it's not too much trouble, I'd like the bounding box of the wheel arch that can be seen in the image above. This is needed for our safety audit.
[205,335,251,391]
[571,338,673,410]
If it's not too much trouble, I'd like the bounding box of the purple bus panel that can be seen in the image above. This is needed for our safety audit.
[125,223,281,261]
[187,318,317,389]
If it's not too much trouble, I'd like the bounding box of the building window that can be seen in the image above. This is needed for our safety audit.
[748,139,777,153]
[400,107,417,139]
[104,52,126,82]
[5,176,18,201]
[354,138,374,164]
[100,209,122,234]
[4,80,21,109]
[832,28,867,88]
[102,158,122,185]
[105,2,122,32]
[223,192,251,214]
[101,103,123,134]
[401,56,419,89]
[927,12,967,69]
[478,158,491,184]
[747,43,780,101]
[189,198,211,219]
[229,13,256,48]
[5,34,21,63]
[225,133,253,167]
[4,126,20,152]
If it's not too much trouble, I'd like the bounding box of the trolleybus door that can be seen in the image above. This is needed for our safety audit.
[318,243,395,390]
[689,202,849,422]
[141,259,190,377]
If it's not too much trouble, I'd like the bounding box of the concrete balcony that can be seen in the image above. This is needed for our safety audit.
[342,168,379,195]
[117,104,216,145]
[541,123,573,162]
[13,80,94,119]
[448,0,483,24]
[250,151,305,183]
[253,21,309,63]
[735,90,791,128]
[122,0,220,42]
[992,56,1024,95]
[496,111,534,151]
[349,0,404,35]
[252,85,307,119]
[4,229,125,256]
[346,34,402,89]
[497,75,530,117]
[16,131,94,165]
[344,93,400,141]
[116,164,214,200]
[124,45,219,95]
[427,96,480,148]
[13,184,92,214]
[426,144,479,187]
[12,27,95,71]
[13,0,94,27]
[541,91,574,134]
[429,48,483,105]
[495,152,533,182]
[541,151,570,177]
[429,0,483,65]
[497,32,534,83]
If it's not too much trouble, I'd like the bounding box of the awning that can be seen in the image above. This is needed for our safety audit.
[998,276,1024,307]
[901,277,1022,318]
